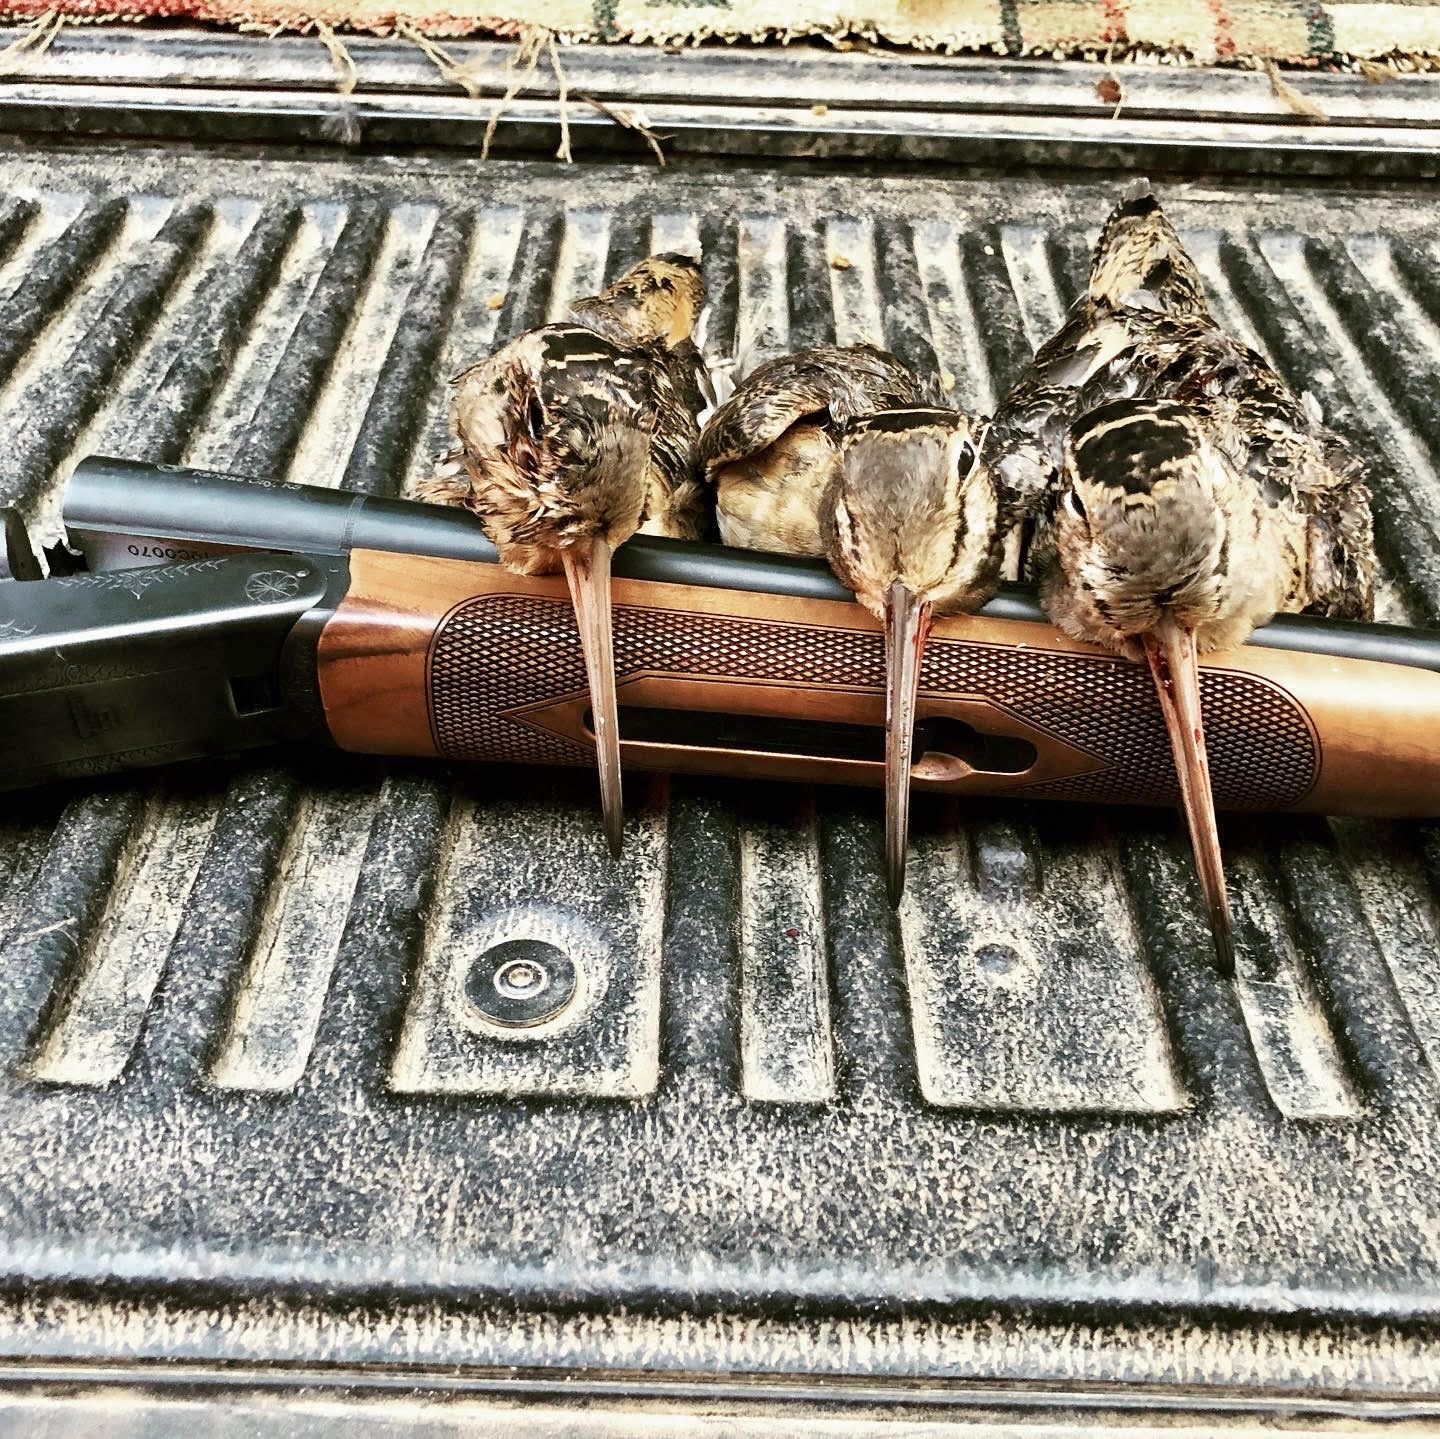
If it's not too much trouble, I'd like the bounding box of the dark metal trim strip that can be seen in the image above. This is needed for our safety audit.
[0,28,1436,173]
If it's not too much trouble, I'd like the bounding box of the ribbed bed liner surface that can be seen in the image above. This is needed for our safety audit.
[2,144,1440,1395]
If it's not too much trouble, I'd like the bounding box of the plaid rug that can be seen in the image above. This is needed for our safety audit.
[2,0,1438,63]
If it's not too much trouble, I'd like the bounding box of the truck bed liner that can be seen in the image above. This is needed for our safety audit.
[1,96,1440,1422]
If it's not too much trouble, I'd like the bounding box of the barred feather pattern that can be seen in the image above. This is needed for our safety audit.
[697,344,941,558]
[698,344,936,473]
[419,253,715,572]
[998,182,1375,626]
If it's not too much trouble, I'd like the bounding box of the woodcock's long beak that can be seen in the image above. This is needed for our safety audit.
[883,581,933,908]
[1142,616,1235,976]
[562,538,624,859]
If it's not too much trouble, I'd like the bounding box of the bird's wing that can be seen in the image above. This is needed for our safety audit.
[995,295,1157,470]
[637,351,710,541]
[661,336,717,422]
[1018,480,1061,587]
[1302,468,1376,620]
[698,345,928,471]
[995,181,1215,466]
[995,309,1229,580]
[995,181,1214,448]
[985,384,1070,506]
[1200,361,1376,621]
[446,336,537,495]
[570,257,716,428]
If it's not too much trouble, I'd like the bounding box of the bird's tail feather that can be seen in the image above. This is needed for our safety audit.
[572,253,706,352]
[1088,179,1210,318]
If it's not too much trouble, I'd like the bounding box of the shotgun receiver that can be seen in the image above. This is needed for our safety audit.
[4,454,1440,815]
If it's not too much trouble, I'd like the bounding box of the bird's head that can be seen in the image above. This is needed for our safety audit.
[822,406,998,908]
[824,407,999,619]
[1047,398,1242,654]
[435,322,679,863]
[452,326,655,559]
[628,253,705,347]
[502,327,661,861]
[1047,397,1254,976]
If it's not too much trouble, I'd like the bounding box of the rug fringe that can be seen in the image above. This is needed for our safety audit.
[547,31,570,163]
[2,5,1440,71]
[1096,39,1124,117]
[396,21,485,98]
[480,24,539,156]
[580,93,665,165]
[1264,58,1328,120]
[477,27,574,162]
[0,8,62,78]
[315,18,356,93]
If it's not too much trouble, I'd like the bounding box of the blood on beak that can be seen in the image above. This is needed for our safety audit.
[883,581,933,908]
[562,538,624,859]
[1142,616,1235,976]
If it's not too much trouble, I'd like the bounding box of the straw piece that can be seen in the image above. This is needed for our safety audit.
[1264,59,1327,120]
[0,9,63,79]
[315,19,357,94]
[481,25,543,157]
[548,30,571,162]
[397,21,484,99]
[581,93,666,164]
[1098,40,1125,117]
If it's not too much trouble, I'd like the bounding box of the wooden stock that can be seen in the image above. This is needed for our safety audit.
[315,547,1440,817]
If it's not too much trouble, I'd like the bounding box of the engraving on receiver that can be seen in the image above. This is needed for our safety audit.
[244,570,304,603]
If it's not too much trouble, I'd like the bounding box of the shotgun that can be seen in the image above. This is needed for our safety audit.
[3,455,1440,815]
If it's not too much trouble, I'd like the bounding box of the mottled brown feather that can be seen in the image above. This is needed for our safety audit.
[999,183,1375,632]
[570,253,714,421]
[699,345,933,473]
[569,253,704,350]
[424,255,715,571]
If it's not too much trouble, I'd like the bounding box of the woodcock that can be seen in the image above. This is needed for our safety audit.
[701,345,1045,903]
[1000,181,1376,971]
[419,254,711,856]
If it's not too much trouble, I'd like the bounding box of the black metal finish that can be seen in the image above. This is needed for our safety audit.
[67,454,501,565]
[1,29,1440,177]
[0,508,40,581]
[62,455,1440,674]
[3,96,1440,1420]
[0,552,340,790]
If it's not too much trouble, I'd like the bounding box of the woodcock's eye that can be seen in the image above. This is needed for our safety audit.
[1064,489,1088,523]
